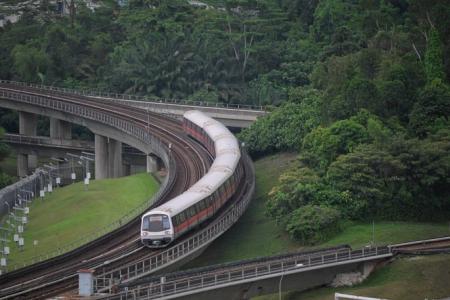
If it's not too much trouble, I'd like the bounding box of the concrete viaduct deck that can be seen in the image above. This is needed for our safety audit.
[1,80,267,128]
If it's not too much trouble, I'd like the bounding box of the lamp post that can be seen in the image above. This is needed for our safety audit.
[278,262,304,300]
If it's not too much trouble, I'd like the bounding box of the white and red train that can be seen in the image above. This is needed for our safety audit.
[140,110,243,247]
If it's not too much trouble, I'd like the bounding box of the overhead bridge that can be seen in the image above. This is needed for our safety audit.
[1,81,267,128]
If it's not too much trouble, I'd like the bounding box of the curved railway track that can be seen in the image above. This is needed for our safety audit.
[0,83,214,299]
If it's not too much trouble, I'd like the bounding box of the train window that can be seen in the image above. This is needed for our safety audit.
[172,215,177,226]
[142,214,171,232]
[188,206,195,218]
[200,199,207,210]
[179,212,186,223]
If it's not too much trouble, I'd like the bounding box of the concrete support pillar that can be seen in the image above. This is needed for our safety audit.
[17,153,28,178]
[108,139,122,178]
[146,154,157,173]
[50,118,72,139]
[19,111,37,136]
[95,134,108,180]
[95,134,122,179]
[18,111,38,176]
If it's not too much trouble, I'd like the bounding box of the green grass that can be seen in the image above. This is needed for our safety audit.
[185,152,450,269]
[321,221,450,249]
[255,254,450,300]
[5,173,159,267]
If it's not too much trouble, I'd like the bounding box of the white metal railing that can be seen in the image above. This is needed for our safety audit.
[107,246,392,300]
[0,87,177,272]
[0,80,266,112]
[93,153,255,294]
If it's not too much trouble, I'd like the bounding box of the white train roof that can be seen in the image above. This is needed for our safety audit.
[143,110,241,218]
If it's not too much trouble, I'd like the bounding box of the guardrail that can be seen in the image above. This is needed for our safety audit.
[105,236,450,300]
[106,246,392,300]
[0,87,176,272]
[0,80,265,112]
[93,152,256,294]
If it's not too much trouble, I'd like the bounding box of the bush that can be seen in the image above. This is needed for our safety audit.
[285,204,342,245]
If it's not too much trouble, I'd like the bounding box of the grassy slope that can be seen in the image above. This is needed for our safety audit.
[186,152,450,268]
[6,173,159,266]
[256,254,450,300]
[184,152,300,268]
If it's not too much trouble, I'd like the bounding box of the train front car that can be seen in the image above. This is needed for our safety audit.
[140,211,174,247]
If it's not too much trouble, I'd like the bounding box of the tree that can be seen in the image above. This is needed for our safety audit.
[12,44,48,82]
[424,28,446,84]
[409,82,450,137]
[238,87,322,156]
[286,204,342,244]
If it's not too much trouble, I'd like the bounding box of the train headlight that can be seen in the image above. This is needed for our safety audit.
[142,232,148,236]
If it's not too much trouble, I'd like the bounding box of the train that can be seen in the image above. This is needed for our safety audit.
[140,110,243,247]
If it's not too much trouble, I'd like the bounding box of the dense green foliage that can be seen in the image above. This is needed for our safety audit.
[1,0,449,243]
[285,204,341,244]
[238,1,450,243]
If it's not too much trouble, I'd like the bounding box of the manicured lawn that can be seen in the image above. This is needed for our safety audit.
[186,152,450,269]
[4,173,159,268]
[255,254,450,300]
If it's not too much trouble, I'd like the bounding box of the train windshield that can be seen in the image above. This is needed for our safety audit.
[142,214,171,232]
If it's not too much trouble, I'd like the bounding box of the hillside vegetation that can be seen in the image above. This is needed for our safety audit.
[0,0,449,244]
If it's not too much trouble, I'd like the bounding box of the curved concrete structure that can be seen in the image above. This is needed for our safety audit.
[0,80,266,128]
[0,87,171,179]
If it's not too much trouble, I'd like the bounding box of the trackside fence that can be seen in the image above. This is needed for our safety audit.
[93,152,256,294]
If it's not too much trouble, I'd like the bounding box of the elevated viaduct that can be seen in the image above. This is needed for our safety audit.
[0,80,266,177]
[0,82,256,299]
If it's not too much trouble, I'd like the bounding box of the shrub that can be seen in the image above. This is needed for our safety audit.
[285,204,342,245]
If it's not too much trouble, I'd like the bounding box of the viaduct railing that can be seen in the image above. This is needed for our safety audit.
[105,246,392,300]
[103,236,450,300]
[0,80,265,112]
[0,87,176,271]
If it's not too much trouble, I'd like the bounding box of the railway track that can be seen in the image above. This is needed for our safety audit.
[0,83,215,299]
